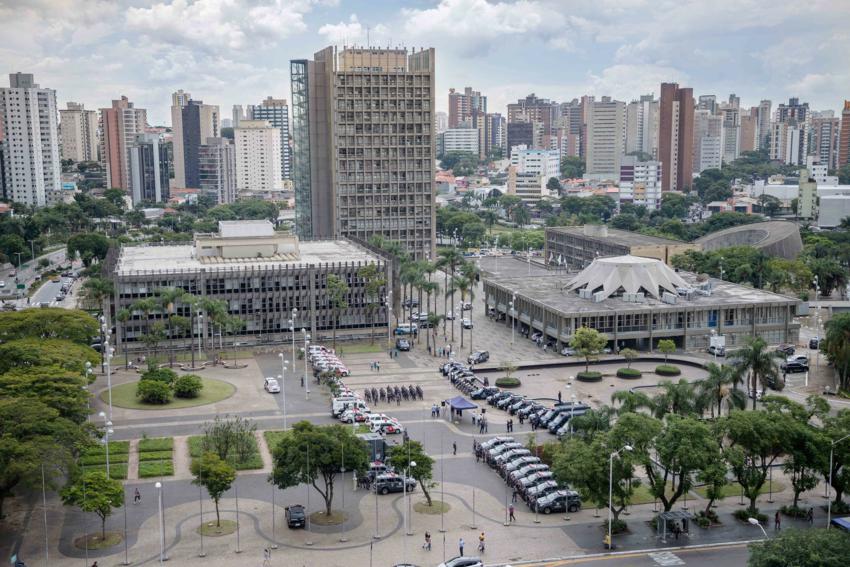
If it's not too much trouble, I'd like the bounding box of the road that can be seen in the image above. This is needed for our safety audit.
[518,543,750,566]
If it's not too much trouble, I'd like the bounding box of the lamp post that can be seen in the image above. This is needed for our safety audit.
[155,481,165,563]
[303,330,311,400]
[509,295,516,345]
[278,353,288,429]
[104,340,114,420]
[84,361,92,420]
[813,276,822,368]
[98,412,113,477]
[386,291,393,348]
[607,445,633,549]
[290,308,298,370]
[719,256,725,281]
[100,317,107,372]
[404,460,417,537]
[827,434,850,528]
[569,393,577,436]
[747,516,768,538]
[197,313,204,363]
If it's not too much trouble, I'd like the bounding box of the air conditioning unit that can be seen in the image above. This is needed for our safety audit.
[593,291,606,303]
[662,292,678,304]
[635,292,646,303]
[579,288,593,299]
[622,293,634,303]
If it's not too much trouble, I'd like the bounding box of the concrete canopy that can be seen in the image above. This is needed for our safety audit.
[566,255,690,300]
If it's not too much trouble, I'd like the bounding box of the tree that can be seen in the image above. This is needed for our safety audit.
[748,528,850,567]
[656,339,676,363]
[0,338,99,374]
[200,415,258,466]
[651,379,698,418]
[569,407,613,439]
[0,234,28,265]
[66,232,110,267]
[61,470,124,538]
[136,380,172,404]
[358,265,386,344]
[698,459,729,516]
[545,177,562,195]
[822,314,850,392]
[173,374,203,398]
[326,274,349,350]
[269,421,369,516]
[79,277,114,311]
[821,409,850,506]
[560,156,585,179]
[0,308,99,345]
[611,390,654,415]
[191,452,236,527]
[388,440,435,505]
[130,297,159,356]
[570,327,608,373]
[695,362,746,418]
[620,348,637,369]
[0,365,90,423]
[732,337,781,409]
[838,163,850,185]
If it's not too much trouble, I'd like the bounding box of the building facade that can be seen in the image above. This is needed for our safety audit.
[838,101,850,169]
[100,96,147,191]
[442,128,479,155]
[448,87,486,129]
[510,145,559,177]
[659,82,694,192]
[585,97,626,181]
[198,137,237,204]
[129,133,170,204]
[625,95,659,159]
[290,46,436,259]
[234,119,283,194]
[811,115,840,171]
[59,102,99,162]
[0,73,61,207]
[486,113,506,157]
[247,96,291,180]
[693,109,723,173]
[619,155,662,210]
[171,90,219,189]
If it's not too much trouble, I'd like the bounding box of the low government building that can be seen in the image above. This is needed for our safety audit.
[106,220,390,350]
[483,254,800,352]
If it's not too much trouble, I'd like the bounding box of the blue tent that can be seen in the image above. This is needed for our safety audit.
[831,517,850,531]
[446,396,477,411]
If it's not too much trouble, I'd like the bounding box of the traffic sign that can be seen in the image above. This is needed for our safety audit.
[16,284,24,289]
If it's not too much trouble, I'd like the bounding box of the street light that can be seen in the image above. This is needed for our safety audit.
[404,460,417,537]
[104,340,114,420]
[747,516,768,538]
[303,330,311,400]
[607,445,633,549]
[828,434,850,528]
[278,353,289,429]
[197,313,204,361]
[155,481,166,563]
[98,412,114,477]
[509,294,516,345]
[386,291,393,348]
[290,308,298,371]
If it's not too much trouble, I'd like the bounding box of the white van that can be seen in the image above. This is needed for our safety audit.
[394,323,418,336]
[331,397,365,416]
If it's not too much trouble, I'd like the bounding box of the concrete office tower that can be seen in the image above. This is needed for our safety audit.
[507,94,558,134]
[448,87,486,128]
[248,97,291,180]
[0,73,61,207]
[584,96,626,181]
[232,105,244,128]
[798,168,817,220]
[770,122,808,165]
[486,113,506,156]
[757,100,772,150]
[721,105,740,164]
[129,133,170,204]
[838,101,850,169]
[625,95,659,158]
[234,119,282,193]
[727,93,740,109]
[199,137,237,204]
[171,90,219,188]
[739,110,758,154]
[510,145,560,177]
[697,95,717,114]
[659,82,694,192]
[619,155,663,210]
[100,96,147,191]
[290,46,436,258]
[507,121,535,157]
[777,97,809,124]
[693,109,723,173]
[442,128,479,154]
[811,114,840,170]
[59,102,98,162]
[435,111,448,134]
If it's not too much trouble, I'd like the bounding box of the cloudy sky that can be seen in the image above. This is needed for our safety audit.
[1,0,849,125]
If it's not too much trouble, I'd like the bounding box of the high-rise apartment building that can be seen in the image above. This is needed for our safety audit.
[0,73,61,206]
[507,94,559,149]
[625,95,659,159]
[486,113,506,157]
[448,87,486,128]
[199,137,237,204]
[435,111,448,134]
[507,122,535,156]
[811,113,840,170]
[659,82,694,192]
[290,46,436,258]
[777,97,809,125]
[697,95,717,114]
[232,105,244,128]
[693,109,723,173]
[441,128,479,155]
[838,101,850,169]
[720,105,740,164]
[171,91,219,189]
[757,100,772,150]
[739,110,758,154]
[247,97,291,180]
[129,133,170,204]
[59,102,98,162]
[100,96,147,191]
[234,120,283,194]
[584,96,626,180]
[619,155,663,210]
[770,122,808,165]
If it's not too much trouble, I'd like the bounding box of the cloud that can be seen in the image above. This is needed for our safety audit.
[318,14,389,45]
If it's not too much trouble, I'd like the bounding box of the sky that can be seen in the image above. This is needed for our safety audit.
[1,0,849,125]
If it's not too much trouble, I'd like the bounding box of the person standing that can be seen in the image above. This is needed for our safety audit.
[558,391,562,403]
[509,503,516,522]
[452,442,457,455]
[423,531,431,551]
[512,489,518,503]
[458,537,465,556]
[807,507,814,525]
[133,488,141,504]
[774,511,781,531]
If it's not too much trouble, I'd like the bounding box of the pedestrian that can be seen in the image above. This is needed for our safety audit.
[518,414,524,426]
[453,442,457,455]
[478,532,485,553]
[484,418,488,433]
[509,504,516,522]
[91,562,98,567]
[133,488,141,504]
[512,489,518,503]
[807,507,814,525]
[673,522,680,540]
[423,531,431,551]
[774,510,781,531]
[377,361,381,372]
[479,421,485,434]
[458,537,464,556]
[558,391,562,403]
[472,411,478,425]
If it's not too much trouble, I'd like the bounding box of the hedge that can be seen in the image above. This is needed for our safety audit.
[138,450,173,462]
[136,379,173,404]
[188,435,263,470]
[495,377,521,388]
[138,460,174,478]
[576,371,603,382]
[138,437,174,452]
[616,368,642,379]
[655,364,682,376]
[173,374,203,398]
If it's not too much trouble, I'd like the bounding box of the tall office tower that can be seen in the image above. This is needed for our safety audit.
[506,121,534,157]
[811,113,840,170]
[584,96,626,180]
[658,82,694,192]
[0,73,61,207]
[290,46,436,258]
[129,133,170,204]
[507,94,558,148]
[59,102,99,162]
[739,110,758,154]
[770,122,808,165]
[720,105,740,164]
[777,97,809,124]
[199,137,237,204]
[171,94,219,189]
[692,109,722,173]
[559,99,584,135]
[448,87,486,128]
[838,101,850,169]
[100,96,147,191]
[697,95,717,114]
[246,97,291,180]
[486,113,506,156]
[232,105,244,128]
[234,119,283,193]
[757,100,772,150]
[625,94,659,158]
[727,93,740,109]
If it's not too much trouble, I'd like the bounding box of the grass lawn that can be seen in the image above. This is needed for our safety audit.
[337,342,385,354]
[263,430,288,450]
[138,450,173,462]
[80,453,129,466]
[414,500,450,514]
[694,481,786,500]
[138,460,174,478]
[197,519,237,536]
[630,482,677,505]
[138,437,173,452]
[85,441,130,456]
[81,463,128,480]
[74,532,122,550]
[102,378,235,410]
[188,435,263,470]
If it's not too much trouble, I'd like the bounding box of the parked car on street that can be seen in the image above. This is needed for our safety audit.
[396,338,411,351]
[706,345,725,357]
[373,474,416,495]
[462,318,473,329]
[285,504,306,528]
[534,489,582,514]
[264,377,281,393]
[781,359,808,373]
[467,351,489,364]
[809,337,820,350]
[776,344,795,356]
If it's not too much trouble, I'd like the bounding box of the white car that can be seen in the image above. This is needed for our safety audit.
[264,377,281,393]
[0,281,5,288]
[445,311,456,320]
[462,318,473,329]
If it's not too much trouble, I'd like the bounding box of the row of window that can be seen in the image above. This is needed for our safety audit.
[336,74,429,86]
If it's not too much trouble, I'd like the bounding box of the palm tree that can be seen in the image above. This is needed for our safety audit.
[447,275,473,349]
[695,363,747,418]
[116,308,131,368]
[427,312,444,356]
[436,248,465,341]
[326,274,350,350]
[651,379,697,419]
[733,337,781,409]
[80,277,114,312]
[421,280,439,352]
[611,390,654,415]
[130,297,159,357]
[156,287,185,367]
[358,264,386,344]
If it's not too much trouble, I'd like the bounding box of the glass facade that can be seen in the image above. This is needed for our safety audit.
[290,60,313,239]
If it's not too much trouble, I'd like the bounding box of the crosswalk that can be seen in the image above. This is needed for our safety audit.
[649,551,685,566]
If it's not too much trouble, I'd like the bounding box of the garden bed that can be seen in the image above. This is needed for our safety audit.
[495,377,521,388]
[81,441,130,479]
[137,437,174,478]
[576,371,603,382]
[655,364,682,376]
[616,368,642,379]
[188,435,263,470]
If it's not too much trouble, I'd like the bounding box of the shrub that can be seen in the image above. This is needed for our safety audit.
[576,371,603,382]
[136,380,172,404]
[138,437,173,452]
[733,509,767,523]
[495,377,521,388]
[780,505,808,518]
[695,509,719,528]
[605,518,628,534]
[141,367,177,386]
[616,368,642,379]
[173,374,203,398]
[655,364,681,376]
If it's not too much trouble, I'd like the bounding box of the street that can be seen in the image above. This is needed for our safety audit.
[522,543,750,566]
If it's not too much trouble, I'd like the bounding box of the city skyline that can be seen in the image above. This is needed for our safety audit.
[1,0,848,125]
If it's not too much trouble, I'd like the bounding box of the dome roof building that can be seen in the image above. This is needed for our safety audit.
[566,255,690,301]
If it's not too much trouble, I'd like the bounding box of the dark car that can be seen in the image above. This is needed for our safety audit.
[373,474,416,495]
[396,338,411,351]
[488,391,512,406]
[467,351,489,364]
[534,490,582,514]
[776,344,795,356]
[781,360,808,373]
[518,402,545,418]
[285,504,306,528]
[496,394,521,410]
[809,337,820,350]
[525,479,560,503]
[470,387,499,400]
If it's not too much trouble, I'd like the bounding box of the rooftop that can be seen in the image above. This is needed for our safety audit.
[218,220,275,238]
[566,255,689,300]
[548,225,686,247]
[115,239,379,276]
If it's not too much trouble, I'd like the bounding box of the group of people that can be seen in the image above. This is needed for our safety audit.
[369,360,382,372]
[437,345,455,358]
[505,418,516,432]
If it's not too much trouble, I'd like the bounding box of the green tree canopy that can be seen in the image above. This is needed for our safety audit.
[560,156,585,179]
[0,308,99,344]
[748,528,850,567]
[191,452,236,527]
[66,232,110,267]
[388,440,435,505]
[0,365,90,423]
[0,338,99,374]
[61,470,124,538]
[570,327,609,373]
